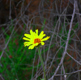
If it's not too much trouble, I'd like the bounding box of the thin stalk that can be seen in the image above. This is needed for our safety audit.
[38,47,46,80]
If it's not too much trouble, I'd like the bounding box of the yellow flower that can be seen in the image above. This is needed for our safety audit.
[23,29,50,49]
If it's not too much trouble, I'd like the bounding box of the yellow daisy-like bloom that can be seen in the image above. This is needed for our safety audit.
[23,29,50,49]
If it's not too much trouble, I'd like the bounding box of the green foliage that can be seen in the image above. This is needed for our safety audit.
[0,26,37,80]
[0,20,52,80]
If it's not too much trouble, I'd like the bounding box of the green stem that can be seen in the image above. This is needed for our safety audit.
[38,47,46,80]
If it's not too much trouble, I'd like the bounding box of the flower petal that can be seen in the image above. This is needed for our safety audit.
[30,30,34,35]
[24,34,31,38]
[35,29,38,35]
[30,30,37,38]
[23,37,30,41]
[35,43,39,46]
[28,43,39,49]
[41,42,45,45]
[28,45,34,49]
[39,31,44,37]
[24,42,32,47]
[41,36,50,41]
[39,34,46,39]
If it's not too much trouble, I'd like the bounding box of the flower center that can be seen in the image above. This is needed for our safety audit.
[34,38,41,44]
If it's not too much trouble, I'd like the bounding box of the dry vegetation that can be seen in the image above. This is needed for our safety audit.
[0,0,81,80]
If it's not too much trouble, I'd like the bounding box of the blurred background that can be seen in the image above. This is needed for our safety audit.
[0,0,81,80]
